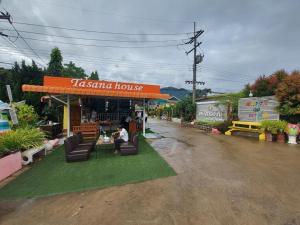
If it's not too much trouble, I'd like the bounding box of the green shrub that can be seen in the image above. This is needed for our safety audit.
[261,120,273,132]
[0,141,10,157]
[196,120,232,134]
[261,120,288,134]
[15,104,39,128]
[155,108,162,119]
[175,97,196,122]
[275,120,288,133]
[0,127,45,152]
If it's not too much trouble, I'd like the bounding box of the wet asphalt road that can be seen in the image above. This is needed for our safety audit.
[1,119,300,225]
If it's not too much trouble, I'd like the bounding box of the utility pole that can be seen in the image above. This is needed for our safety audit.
[184,22,204,103]
[0,11,11,37]
[193,22,197,103]
[0,11,11,23]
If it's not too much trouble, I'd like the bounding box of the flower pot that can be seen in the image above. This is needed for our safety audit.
[272,134,277,142]
[0,151,22,182]
[288,135,297,144]
[277,133,285,143]
[265,132,273,142]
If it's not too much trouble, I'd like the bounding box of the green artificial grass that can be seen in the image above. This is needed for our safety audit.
[0,136,175,199]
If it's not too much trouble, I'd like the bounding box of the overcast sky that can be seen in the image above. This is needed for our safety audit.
[0,0,299,92]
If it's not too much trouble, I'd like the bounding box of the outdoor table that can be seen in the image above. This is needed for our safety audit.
[95,135,114,158]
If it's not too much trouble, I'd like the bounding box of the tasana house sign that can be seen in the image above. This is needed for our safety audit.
[43,76,160,93]
[196,101,227,122]
[238,96,279,122]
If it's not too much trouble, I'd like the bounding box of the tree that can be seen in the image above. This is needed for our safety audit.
[195,88,211,98]
[251,75,272,97]
[175,97,196,121]
[20,60,44,112]
[0,60,44,115]
[251,70,288,97]
[48,47,63,76]
[0,67,13,102]
[89,70,99,80]
[242,83,251,97]
[216,92,246,120]
[276,71,300,115]
[62,61,87,78]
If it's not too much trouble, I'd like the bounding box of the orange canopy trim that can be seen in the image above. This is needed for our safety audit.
[22,84,171,99]
[43,76,160,94]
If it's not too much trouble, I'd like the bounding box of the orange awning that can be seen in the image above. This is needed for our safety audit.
[22,84,170,99]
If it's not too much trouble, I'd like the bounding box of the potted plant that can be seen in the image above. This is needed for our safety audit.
[275,120,288,143]
[270,124,278,142]
[261,120,274,142]
[286,123,299,144]
[0,127,45,181]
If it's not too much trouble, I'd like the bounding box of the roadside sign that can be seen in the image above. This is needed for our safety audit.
[238,96,279,122]
[196,101,227,122]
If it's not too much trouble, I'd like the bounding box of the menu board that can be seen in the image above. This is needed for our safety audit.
[238,96,279,122]
[196,101,227,122]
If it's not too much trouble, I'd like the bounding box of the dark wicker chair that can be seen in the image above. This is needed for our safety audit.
[120,134,139,156]
[64,135,92,162]
[76,132,96,151]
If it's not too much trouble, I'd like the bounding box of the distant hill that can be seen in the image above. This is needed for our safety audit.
[160,87,191,100]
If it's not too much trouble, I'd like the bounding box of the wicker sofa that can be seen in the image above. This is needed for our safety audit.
[64,134,95,162]
[120,133,139,156]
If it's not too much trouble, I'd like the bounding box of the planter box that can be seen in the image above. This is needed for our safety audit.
[171,118,181,123]
[288,135,297,144]
[21,145,45,165]
[0,151,22,182]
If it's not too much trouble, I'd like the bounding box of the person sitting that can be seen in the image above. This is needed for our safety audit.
[114,125,128,154]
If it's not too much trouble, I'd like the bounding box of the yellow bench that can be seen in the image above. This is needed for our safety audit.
[225,121,265,141]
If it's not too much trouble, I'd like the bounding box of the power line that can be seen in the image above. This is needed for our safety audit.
[2,28,187,43]
[0,36,45,67]
[9,22,46,66]
[2,51,251,85]
[10,21,193,36]
[0,45,192,68]
[0,45,254,82]
[0,49,192,72]
[0,10,46,66]
[7,35,185,49]
[0,48,251,85]
[0,45,189,65]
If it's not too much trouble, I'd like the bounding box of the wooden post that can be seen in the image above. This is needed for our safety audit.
[67,94,70,137]
[143,98,146,137]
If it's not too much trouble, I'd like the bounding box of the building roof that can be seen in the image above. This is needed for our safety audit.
[168,96,180,101]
